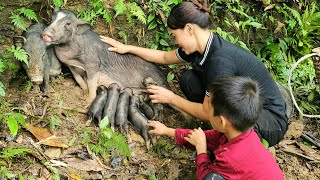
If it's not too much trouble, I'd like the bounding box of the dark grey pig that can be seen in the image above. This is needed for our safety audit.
[87,85,108,125]
[115,87,133,143]
[42,9,168,105]
[103,83,121,132]
[14,23,61,92]
[128,95,151,150]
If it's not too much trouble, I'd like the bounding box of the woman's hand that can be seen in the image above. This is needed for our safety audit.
[100,35,129,54]
[147,85,176,104]
[184,127,207,155]
[147,120,174,136]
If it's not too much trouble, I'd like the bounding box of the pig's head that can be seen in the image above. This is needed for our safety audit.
[42,9,90,45]
[23,40,47,85]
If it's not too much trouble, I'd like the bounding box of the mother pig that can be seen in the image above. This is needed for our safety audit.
[42,9,168,105]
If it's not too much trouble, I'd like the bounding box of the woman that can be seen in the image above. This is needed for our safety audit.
[100,0,288,146]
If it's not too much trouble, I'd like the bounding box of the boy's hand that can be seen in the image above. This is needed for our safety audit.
[147,121,175,137]
[184,127,207,155]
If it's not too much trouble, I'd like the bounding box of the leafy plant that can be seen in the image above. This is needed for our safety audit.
[0,166,16,179]
[53,0,64,9]
[146,0,179,50]
[89,116,131,159]
[77,0,112,26]
[10,8,38,31]
[0,148,30,159]
[50,115,61,132]
[0,112,26,137]
[8,45,28,66]
[114,0,146,25]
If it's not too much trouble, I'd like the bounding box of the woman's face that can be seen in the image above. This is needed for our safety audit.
[171,27,197,55]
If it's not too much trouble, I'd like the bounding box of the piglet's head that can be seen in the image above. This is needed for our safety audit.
[42,9,90,45]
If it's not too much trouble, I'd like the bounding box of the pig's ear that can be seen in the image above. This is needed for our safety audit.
[76,20,90,35]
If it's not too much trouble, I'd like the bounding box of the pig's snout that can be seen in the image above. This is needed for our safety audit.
[31,76,43,85]
[42,32,53,43]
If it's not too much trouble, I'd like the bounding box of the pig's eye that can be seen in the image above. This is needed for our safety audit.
[65,22,71,26]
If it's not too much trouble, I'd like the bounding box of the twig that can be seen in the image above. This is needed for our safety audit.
[54,105,87,114]
[282,149,317,161]
[26,137,49,160]
[301,132,320,148]
[41,101,49,119]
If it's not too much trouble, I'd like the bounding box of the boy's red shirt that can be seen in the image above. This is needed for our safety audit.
[175,128,284,180]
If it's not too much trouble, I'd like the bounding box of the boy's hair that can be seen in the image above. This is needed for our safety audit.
[208,76,262,132]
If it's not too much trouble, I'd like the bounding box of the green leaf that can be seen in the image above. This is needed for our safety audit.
[100,116,109,129]
[12,113,26,128]
[102,128,112,139]
[159,39,169,46]
[19,174,25,180]
[167,72,174,83]
[148,21,157,30]
[168,64,177,69]
[4,116,19,137]
[50,115,61,132]
[147,13,155,23]
[53,0,63,8]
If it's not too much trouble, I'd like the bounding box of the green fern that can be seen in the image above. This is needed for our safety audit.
[10,14,26,31]
[283,4,303,27]
[8,46,28,67]
[129,2,146,24]
[10,8,38,30]
[114,0,126,17]
[18,8,38,22]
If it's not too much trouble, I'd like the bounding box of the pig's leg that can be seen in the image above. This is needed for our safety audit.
[42,53,50,94]
[86,74,100,105]
[69,66,88,96]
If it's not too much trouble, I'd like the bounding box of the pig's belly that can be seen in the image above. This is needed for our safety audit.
[97,68,167,93]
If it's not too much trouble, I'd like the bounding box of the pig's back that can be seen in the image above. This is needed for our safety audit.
[79,30,168,89]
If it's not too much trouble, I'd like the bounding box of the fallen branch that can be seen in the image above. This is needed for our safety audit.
[282,149,318,162]
[301,132,320,148]
[53,105,87,114]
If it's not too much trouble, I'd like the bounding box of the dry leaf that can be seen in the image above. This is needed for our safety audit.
[69,173,82,180]
[26,123,52,141]
[64,158,103,172]
[26,123,68,148]
[264,4,275,11]
[274,21,284,34]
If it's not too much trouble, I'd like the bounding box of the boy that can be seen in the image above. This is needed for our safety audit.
[147,76,284,180]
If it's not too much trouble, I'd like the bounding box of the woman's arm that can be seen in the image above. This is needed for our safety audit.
[147,85,211,121]
[100,36,181,64]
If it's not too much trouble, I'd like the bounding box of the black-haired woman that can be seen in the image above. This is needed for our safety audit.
[101,0,288,148]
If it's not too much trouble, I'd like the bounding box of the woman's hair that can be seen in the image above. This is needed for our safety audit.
[208,76,263,132]
[167,0,211,30]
